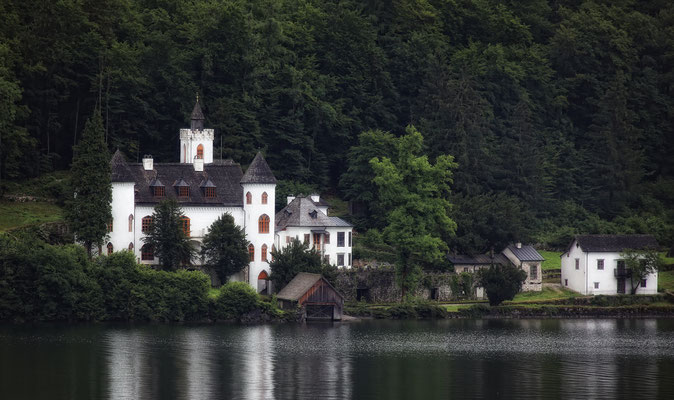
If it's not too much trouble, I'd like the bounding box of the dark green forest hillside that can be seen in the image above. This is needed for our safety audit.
[1,0,672,252]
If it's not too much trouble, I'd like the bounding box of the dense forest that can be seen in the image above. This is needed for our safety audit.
[1,0,672,252]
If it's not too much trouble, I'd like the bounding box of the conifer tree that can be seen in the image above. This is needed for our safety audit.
[65,111,111,257]
[143,198,194,271]
[201,214,249,284]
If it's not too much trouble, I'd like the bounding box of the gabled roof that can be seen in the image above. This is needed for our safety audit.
[110,150,135,182]
[276,272,344,301]
[173,178,190,187]
[275,196,352,230]
[448,253,510,266]
[506,244,545,262]
[568,235,659,253]
[240,152,277,184]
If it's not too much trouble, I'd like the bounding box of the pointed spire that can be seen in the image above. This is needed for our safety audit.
[110,149,135,182]
[240,152,277,184]
[191,93,204,130]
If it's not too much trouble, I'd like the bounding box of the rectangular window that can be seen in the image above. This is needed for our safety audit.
[565,279,568,287]
[641,279,647,288]
[141,245,154,261]
[530,265,538,280]
[464,267,469,273]
[205,187,216,198]
[597,259,604,270]
[304,234,310,244]
[348,232,352,247]
[575,258,579,270]
[337,232,345,247]
[337,254,344,266]
[313,233,321,251]
[324,233,330,244]
[594,282,599,289]
[348,253,352,266]
[179,186,189,197]
[153,186,164,197]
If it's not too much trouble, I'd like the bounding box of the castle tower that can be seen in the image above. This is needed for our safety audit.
[241,152,277,292]
[180,95,214,164]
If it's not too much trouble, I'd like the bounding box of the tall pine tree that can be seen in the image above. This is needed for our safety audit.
[65,111,111,256]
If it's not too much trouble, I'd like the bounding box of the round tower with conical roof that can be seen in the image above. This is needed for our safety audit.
[180,95,214,164]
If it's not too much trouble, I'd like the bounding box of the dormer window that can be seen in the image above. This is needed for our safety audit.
[150,178,165,197]
[200,178,216,199]
[173,179,190,198]
[309,210,318,219]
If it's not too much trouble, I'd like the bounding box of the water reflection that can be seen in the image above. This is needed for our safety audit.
[1,319,674,400]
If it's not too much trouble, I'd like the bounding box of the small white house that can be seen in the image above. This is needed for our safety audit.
[502,244,544,291]
[560,235,659,295]
[275,195,353,268]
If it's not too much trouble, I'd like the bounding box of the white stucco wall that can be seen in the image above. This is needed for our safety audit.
[561,240,588,294]
[275,225,353,268]
[561,241,658,295]
[180,128,214,164]
[108,182,135,254]
[242,183,276,287]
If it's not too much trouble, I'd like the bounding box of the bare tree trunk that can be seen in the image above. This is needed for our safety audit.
[73,97,80,146]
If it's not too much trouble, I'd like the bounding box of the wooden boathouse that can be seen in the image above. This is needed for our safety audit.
[277,273,344,321]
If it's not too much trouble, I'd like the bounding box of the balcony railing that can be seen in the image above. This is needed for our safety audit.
[614,268,632,278]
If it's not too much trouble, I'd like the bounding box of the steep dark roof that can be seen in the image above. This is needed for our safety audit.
[116,160,243,206]
[240,152,277,184]
[110,150,135,182]
[448,253,510,266]
[571,235,659,253]
[275,196,352,230]
[506,244,545,262]
[191,99,204,121]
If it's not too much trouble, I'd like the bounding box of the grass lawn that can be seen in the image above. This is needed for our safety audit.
[507,286,582,304]
[539,250,562,270]
[0,201,63,232]
[661,252,674,266]
[658,270,674,292]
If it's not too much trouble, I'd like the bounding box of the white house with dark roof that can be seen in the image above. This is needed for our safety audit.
[109,98,276,291]
[275,195,353,268]
[560,235,659,295]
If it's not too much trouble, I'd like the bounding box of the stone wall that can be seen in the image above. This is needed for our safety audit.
[333,267,471,302]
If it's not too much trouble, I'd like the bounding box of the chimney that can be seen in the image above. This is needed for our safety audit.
[142,155,153,170]
[193,157,204,172]
[310,193,320,203]
[287,196,295,205]
[516,242,522,249]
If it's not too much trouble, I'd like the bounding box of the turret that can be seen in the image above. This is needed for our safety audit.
[180,95,214,164]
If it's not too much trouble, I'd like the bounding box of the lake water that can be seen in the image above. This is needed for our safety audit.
[1,319,673,399]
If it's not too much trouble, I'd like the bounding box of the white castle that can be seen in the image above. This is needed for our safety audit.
[108,98,352,292]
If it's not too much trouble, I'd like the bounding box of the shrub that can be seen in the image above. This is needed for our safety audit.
[477,264,527,306]
[212,282,260,320]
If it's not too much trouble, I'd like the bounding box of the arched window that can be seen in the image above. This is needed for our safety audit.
[261,244,268,262]
[107,242,113,255]
[258,215,270,234]
[261,192,268,204]
[128,242,134,251]
[246,191,252,204]
[271,245,276,262]
[180,217,190,237]
[141,244,154,260]
[142,216,154,233]
[128,214,134,232]
[248,244,255,262]
[197,144,204,159]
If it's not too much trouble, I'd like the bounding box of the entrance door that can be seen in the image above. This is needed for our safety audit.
[306,304,334,320]
[257,270,269,294]
[617,278,626,294]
